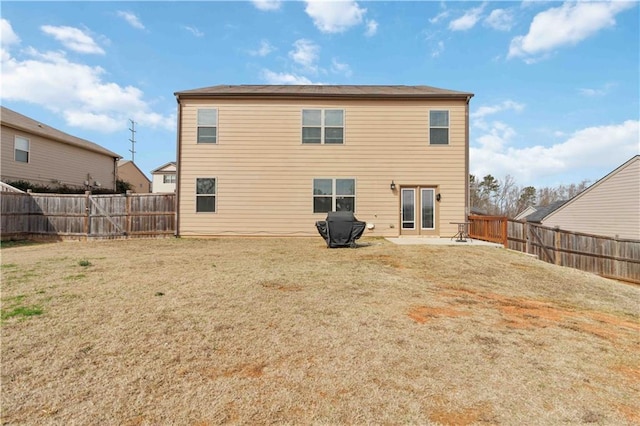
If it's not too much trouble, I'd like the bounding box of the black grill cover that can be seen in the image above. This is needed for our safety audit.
[315,211,366,248]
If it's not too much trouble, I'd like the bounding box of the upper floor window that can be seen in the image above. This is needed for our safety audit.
[196,178,216,212]
[429,110,449,145]
[163,174,176,184]
[302,109,344,144]
[197,109,217,143]
[313,178,355,213]
[15,136,29,163]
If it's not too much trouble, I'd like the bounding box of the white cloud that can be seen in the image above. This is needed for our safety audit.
[484,8,514,31]
[508,1,635,60]
[40,25,105,55]
[431,40,445,58]
[449,4,485,31]
[331,58,352,77]
[578,82,615,97]
[117,11,145,30]
[472,100,525,120]
[1,18,20,46]
[2,42,174,133]
[476,121,516,152]
[184,26,204,37]
[289,39,319,72]
[365,19,378,37]
[471,100,525,131]
[260,69,316,85]
[251,0,282,11]
[471,120,639,186]
[304,0,366,33]
[429,11,450,24]
[249,40,275,57]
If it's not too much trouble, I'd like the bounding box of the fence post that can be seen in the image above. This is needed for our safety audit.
[554,227,561,265]
[502,217,508,248]
[84,191,91,239]
[126,190,132,237]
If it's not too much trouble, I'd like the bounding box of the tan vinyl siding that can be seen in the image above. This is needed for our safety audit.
[118,162,151,193]
[178,98,468,237]
[1,125,117,190]
[543,157,640,240]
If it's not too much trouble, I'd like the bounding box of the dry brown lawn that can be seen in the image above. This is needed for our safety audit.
[1,237,639,425]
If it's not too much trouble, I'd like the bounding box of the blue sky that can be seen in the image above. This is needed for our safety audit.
[2,1,638,188]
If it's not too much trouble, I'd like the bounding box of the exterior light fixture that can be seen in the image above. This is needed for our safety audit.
[390,181,396,191]
[436,193,441,202]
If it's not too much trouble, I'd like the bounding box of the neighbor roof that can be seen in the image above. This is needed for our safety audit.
[1,106,121,158]
[175,85,474,99]
[151,161,177,174]
[525,200,569,223]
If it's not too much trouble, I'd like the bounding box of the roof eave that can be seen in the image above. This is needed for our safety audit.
[2,121,121,159]
[174,92,474,101]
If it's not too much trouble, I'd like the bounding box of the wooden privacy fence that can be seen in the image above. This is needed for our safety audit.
[1,191,175,240]
[468,215,640,284]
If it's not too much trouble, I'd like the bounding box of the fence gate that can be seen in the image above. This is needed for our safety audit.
[88,194,127,237]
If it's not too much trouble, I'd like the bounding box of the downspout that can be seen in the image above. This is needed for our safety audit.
[465,95,472,219]
[113,157,119,192]
[174,96,182,237]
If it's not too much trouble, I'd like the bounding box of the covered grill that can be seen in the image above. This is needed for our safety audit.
[315,211,366,248]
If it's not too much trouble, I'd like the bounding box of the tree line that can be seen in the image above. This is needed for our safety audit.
[470,174,590,218]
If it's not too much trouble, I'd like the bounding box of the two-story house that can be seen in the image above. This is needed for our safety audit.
[1,106,121,191]
[174,85,473,238]
[151,161,177,193]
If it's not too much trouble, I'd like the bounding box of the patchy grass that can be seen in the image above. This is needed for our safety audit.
[77,259,92,267]
[1,305,43,321]
[1,238,639,425]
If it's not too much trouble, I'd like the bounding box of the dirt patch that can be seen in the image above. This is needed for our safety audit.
[611,364,640,383]
[437,286,639,343]
[408,306,470,323]
[616,404,640,423]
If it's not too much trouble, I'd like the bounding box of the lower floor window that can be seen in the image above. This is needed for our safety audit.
[313,178,355,213]
[196,178,216,212]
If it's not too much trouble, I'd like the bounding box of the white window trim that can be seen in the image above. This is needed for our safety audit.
[163,174,176,184]
[14,136,30,163]
[429,109,450,145]
[197,108,218,144]
[195,177,217,213]
[302,109,345,145]
[420,188,436,230]
[401,188,416,230]
[312,177,356,213]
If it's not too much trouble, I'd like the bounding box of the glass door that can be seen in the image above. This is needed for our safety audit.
[421,188,435,230]
[400,186,438,236]
[401,188,416,233]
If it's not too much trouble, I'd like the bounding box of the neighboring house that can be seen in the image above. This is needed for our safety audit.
[151,161,177,193]
[174,85,473,237]
[524,155,640,240]
[513,205,538,221]
[1,106,120,190]
[117,160,151,193]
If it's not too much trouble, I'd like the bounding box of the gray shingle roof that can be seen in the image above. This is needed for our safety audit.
[1,106,121,158]
[525,200,569,223]
[175,84,474,99]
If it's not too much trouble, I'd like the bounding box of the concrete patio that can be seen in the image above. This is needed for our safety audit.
[386,237,503,247]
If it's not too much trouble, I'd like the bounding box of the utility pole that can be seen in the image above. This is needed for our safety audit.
[128,119,137,162]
